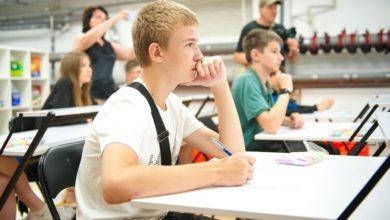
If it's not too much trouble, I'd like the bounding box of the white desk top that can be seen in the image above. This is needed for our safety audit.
[255,121,384,142]
[369,94,390,106]
[0,123,90,157]
[131,152,387,219]
[301,111,355,122]
[17,105,101,117]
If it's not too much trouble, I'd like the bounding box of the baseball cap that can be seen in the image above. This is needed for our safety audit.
[259,0,282,7]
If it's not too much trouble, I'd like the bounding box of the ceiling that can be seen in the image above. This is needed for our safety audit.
[0,0,151,30]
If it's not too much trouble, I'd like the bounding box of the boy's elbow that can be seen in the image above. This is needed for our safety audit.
[263,122,279,134]
[102,177,135,204]
[263,127,278,134]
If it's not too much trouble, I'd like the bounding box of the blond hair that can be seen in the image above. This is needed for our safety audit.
[132,0,199,67]
[60,51,92,106]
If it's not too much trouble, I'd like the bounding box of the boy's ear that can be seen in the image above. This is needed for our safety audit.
[148,43,164,63]
[250,48,261,62]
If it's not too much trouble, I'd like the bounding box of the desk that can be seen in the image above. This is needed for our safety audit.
[17,105,101,117]
[301,111,355,122]
[349,170,390,220]
[254,122,384,143]
[131,152,387,219]
[0,123,90,157]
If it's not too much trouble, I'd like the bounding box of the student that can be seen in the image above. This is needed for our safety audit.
[75,1,255,219]
[42,51,93,109]
[0,51,92,220]
[269,72,334,115]
[124,59,142,85]
[233,0,298,69]
[232,29,305,152]
[74,5,135,104]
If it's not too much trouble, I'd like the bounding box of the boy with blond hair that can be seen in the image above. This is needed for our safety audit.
[75,1,255,219]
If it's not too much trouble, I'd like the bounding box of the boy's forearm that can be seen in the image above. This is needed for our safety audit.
[103,162,218,204]
[268,94,290,127]
[210,81,245,153]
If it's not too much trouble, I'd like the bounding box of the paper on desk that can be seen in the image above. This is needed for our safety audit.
[275,152,327,166]
[5,137,45,148]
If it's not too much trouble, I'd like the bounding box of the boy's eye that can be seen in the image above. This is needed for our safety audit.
[186,43,193,47]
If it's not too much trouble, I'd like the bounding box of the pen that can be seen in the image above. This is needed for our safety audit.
[211,138,233,156]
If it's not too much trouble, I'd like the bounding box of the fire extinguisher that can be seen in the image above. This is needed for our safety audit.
[309,32,319,55]
[346,31,358,54]
[298,35,308,54]
[374,29,385,53]
[321,32,332,54]
[386,30,390,53]
[360,30,371,54]
[334,29,346,53]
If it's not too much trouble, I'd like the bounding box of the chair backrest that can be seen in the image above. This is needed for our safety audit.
[38,140,84,198]
[8,116,37,132]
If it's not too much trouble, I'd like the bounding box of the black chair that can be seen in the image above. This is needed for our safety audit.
[38,141,84,220]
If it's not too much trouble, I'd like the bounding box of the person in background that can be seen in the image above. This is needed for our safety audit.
[269,72,334,115]
[0,51,92,220]
[233,0,298,69]
[124,59,142,85]
[42,51,93,109]
[232,29,305,152]
[75,1,254,219]
[74,5,135,104]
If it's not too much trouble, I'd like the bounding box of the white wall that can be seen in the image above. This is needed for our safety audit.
[0,0,389,83]
[301,88,390,113]
[285,0,390,37]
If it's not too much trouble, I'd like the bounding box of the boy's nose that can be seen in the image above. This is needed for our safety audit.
[193,46,204,62]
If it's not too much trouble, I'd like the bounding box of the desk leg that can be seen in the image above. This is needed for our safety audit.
[195,97,210,118]
[0,115,23,156]
[349,121,378,156]
[338,156,389,219]
[373,142,387,157]
[0,114,54,210]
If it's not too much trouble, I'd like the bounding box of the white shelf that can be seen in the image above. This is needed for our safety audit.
[0,45,50,135]
[11,106,30,110]
[11,77,30,80]
[31,77,48,81]
[0,111,11,134]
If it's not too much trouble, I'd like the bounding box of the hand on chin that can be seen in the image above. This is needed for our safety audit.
[180,56,227,88]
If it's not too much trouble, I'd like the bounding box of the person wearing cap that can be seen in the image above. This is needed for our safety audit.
[233,0,299,69]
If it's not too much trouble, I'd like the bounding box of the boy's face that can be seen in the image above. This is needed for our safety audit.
[163,24,203,84]
[126,66,142,83]
[258,40,284,73]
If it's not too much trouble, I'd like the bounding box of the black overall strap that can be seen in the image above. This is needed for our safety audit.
[128,82,172,165]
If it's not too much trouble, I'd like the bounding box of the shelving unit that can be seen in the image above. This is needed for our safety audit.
[0,45,50,135]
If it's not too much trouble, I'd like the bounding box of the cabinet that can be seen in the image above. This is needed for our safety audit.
[0,46,50,135]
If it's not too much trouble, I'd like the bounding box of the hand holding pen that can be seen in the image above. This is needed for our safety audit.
[211,138,233,156]
[211,138,256,186]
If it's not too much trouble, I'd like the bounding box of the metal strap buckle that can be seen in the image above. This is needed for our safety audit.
[157,130,169,142]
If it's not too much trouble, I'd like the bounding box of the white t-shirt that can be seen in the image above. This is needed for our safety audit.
[75,80,204,220]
